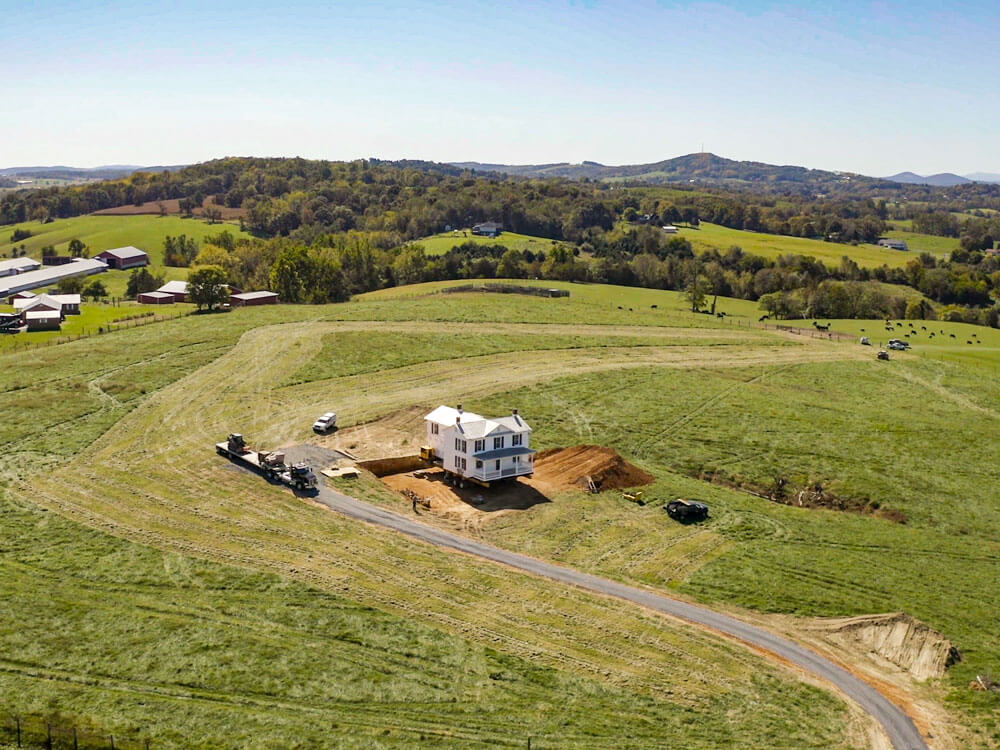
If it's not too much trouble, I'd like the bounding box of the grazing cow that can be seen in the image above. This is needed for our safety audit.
[860,328,866,332]
[950,333,956,338]
[759,314,769,322]
[716,312,726,318]
[651,304,658,309]
[617,306,623,310]
[628,307,633,311]
[967,340,973,344]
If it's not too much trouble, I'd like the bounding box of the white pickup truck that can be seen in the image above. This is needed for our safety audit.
[312,412,338,433]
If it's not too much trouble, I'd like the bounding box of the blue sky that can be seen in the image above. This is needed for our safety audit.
[2,0,997,175]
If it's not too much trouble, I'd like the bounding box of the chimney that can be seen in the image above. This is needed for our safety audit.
[455,415,461,424]
[512,408,518,416]
[457,404,463,413]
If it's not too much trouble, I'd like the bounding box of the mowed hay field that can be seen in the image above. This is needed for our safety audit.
[3,279,999,746]
[2,292,867,749]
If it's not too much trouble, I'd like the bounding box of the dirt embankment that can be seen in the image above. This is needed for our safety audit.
[534,445,654,492]
[806,612,960,682]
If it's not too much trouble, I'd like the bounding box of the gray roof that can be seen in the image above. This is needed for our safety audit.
[0,258,107,297]
[424,405,531,437]
[25,309,61,320]
[0,257,41,275]
[474,446,536,460]
[98,245,148,260]
[231,290,278,300]
[157,280,188,294]
[138,291,174,299]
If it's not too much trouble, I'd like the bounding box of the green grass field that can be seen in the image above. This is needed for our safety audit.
[678,222,945,267]
[412,229,565,256]
[0,301,192,352]
[3,280,999,747]
[0,214,251,297]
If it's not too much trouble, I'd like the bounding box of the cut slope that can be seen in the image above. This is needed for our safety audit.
[534,445,654,491]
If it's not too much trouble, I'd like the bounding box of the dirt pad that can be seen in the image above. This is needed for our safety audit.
[806,612,960,681]
[533,445,654,492]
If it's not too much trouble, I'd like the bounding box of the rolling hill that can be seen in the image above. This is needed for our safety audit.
[885,171,972,187]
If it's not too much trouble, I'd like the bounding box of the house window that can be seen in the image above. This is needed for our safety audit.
[474,439,485,453]
[475,460,482,469]
[495,460,501,471]
[454,438,466,453]
[493,436,504,450]
[454,456,460,468]
[512,433,522,446]
[512,455,519,463]
[461,458,467,471]
[431,423,438,435]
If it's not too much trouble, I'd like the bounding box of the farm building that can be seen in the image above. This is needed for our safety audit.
[96,246,150,270]
[156,280,189,302]
[0,258,107,298]
[8,290,36,304]
[24,310,61,331]
[14,293,80,320]
[230,291,279,307]
[661,225,679,234]
[471,222,503,238]
[424,405,535,485]
[137,291,175,305]
[0,257,41,277]
[877,238,909,251]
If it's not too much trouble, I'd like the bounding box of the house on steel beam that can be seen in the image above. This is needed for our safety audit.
[423,405,535,487]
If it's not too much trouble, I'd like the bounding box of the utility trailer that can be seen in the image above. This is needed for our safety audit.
[215,433,318,491]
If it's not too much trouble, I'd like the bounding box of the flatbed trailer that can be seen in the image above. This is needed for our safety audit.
[216,434,318,491]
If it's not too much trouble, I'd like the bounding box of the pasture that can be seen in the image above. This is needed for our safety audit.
[0,214,250,297]
[678,222,939,267]
[2,280,998,747]
[413,229,564,256]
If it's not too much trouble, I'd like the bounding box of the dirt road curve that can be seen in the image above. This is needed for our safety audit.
[314,485,928,750]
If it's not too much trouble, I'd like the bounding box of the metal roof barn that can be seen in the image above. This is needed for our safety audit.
[0,257,42,277]
[0,258,107,297]
[230,291,279,307]
[137,291,175,304]
[96,246,150,269]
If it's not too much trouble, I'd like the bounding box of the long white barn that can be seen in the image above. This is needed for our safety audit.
[425,405,535,486]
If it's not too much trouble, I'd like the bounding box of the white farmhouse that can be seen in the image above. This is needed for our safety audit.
[424,405,535,486]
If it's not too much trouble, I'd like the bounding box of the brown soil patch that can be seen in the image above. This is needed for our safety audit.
[382,468,550,529]
[533,445,654,492]
[316,406,427,460]
[93,197,246,219]
[805,612,960,682]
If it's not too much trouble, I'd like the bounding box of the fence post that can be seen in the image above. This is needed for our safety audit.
[74,726,79,750]
[15,716,20,747]
[110,734,115,750]
[46,723,52,750]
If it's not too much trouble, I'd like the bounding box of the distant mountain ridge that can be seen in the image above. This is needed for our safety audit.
[0,164,186,180]
[884,171,972,187]
[452,153,902,196]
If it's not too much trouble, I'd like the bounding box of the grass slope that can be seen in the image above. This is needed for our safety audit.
[679,222,941,267]
[0,214,251,297]
[413,230,564,256]
[0,297,860,749]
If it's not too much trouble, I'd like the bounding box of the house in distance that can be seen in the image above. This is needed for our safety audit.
[423,404,535,487]
[471,221,503,238]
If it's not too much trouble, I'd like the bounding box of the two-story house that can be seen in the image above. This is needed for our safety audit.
[424,404,535,486]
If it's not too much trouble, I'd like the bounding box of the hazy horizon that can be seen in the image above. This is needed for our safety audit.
[4,0,998,175]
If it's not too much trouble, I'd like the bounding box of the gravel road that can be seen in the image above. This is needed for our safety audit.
[314,483,927,750]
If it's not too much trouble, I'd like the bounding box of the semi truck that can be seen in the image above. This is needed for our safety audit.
[215,433,318,491]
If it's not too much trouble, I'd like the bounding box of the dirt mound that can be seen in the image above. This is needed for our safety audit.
[534,445,654,492]
[811,612,960,681]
